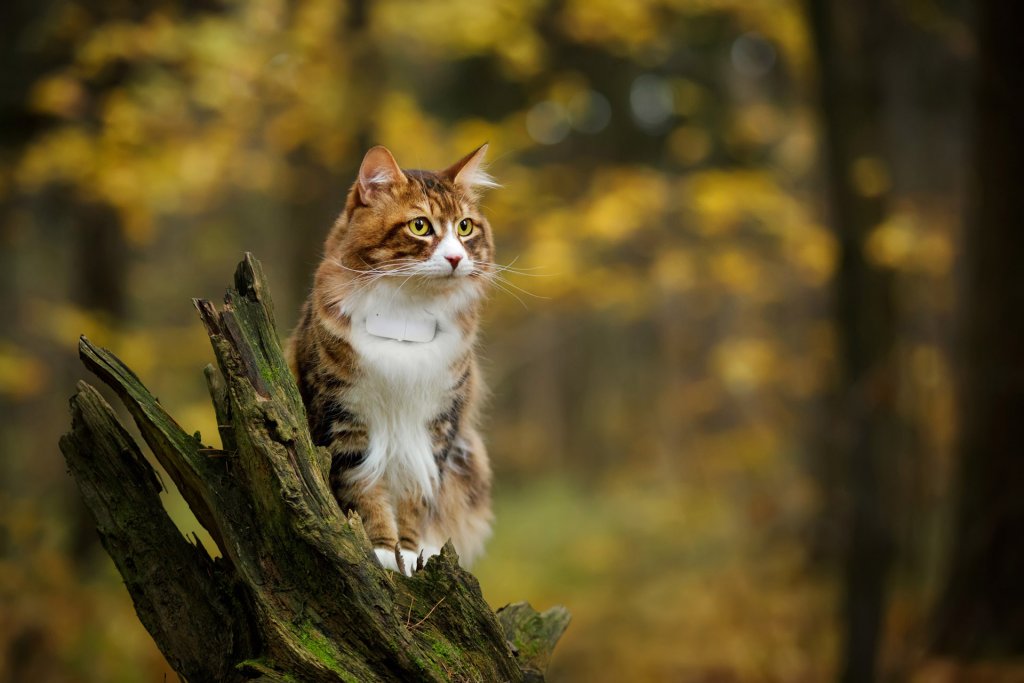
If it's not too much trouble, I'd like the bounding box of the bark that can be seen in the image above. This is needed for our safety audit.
[930,0,1024,657]
[59,253,568,682]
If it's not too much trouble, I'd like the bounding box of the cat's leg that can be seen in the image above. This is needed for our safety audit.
[396,497,428,573]
[427,431,493,568]
[318,404,410,574]
[330,454,404,573]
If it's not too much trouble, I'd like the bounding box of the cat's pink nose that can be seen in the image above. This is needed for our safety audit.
[445,254,463,270]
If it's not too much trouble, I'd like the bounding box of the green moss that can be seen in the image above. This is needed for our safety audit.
[513,635,546,662]
[412,629,478,681]
[235,659,299,682]
[253,620,373,683]
[291,620,356,681]
[430,637,464,661]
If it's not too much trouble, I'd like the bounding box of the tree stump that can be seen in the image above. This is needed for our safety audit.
[58,253,569,682]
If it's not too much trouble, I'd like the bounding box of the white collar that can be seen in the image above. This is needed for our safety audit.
[365,309,438,343]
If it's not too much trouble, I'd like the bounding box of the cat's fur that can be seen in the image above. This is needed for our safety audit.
[286,144,496,574]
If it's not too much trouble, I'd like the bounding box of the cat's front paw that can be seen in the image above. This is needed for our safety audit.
[373,546,422,576]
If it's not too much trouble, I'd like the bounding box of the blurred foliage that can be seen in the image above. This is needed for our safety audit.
[0,0,1007,681]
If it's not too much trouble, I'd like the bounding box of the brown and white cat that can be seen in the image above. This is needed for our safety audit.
[287,144,497,575]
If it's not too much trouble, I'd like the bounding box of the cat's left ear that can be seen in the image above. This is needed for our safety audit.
[442,143,499,195]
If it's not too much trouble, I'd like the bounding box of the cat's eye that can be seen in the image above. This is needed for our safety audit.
[457,218,476,237]
[407,217,433,236]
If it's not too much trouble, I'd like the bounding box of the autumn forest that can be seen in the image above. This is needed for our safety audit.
[1,0,1022,681]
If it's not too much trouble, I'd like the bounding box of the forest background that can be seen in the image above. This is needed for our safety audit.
[2,0,1021,681]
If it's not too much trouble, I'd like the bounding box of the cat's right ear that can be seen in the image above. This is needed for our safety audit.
[357,146,407,202]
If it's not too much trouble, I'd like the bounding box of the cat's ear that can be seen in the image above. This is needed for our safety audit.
[442,143,499,194]
[357,145,407,201]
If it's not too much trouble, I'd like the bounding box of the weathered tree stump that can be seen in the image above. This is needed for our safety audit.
[59,253,569,682]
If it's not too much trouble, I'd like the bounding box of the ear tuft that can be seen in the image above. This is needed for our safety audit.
[443,143,500,194]
[358,146,406,200]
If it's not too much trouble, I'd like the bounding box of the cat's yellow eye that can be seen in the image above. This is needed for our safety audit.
[407,217,432,236]
[457,218,476,237]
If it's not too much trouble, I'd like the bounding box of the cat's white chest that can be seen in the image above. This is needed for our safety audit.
[339,285,470,498]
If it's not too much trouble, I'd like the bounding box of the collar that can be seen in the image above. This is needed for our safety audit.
[365,309,438,343]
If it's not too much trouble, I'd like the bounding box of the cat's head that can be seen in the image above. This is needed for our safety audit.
[320,144,497,299]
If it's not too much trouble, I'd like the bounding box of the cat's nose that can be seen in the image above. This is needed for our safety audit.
[445,254,463,270]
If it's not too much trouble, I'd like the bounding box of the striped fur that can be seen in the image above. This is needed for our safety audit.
[286,145,495,573]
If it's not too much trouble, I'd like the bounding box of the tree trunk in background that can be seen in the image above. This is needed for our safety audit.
[931,0,1024,656]
[0,205,20,493]
[0,0,132,563]
[67,199,128,564]
[0,0,57,493]
[807,1,899,681]
[72,201,128,320]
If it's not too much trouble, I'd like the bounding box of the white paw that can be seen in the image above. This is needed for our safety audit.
[373,547,423,576]
[374,547,401,573]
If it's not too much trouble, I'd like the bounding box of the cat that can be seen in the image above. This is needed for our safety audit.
[286,144,498,575]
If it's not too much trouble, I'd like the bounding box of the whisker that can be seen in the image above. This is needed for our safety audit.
[335,259,433,301]
[332,263,427,288]
[487,265,553,278]
[474,271,550,300]
[390,272,421,303]
[331,256,425,277]
[486,256,555,278]
[484,277,530,309]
